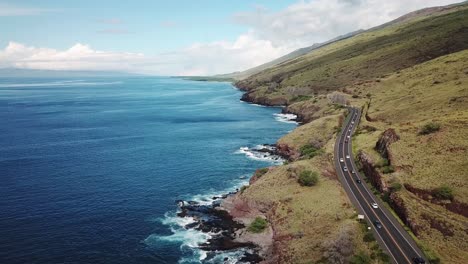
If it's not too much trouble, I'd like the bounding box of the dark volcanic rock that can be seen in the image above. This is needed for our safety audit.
[375,128,400,161]
[357,150,388,192]
[240,91,288,106]
[175,199,263,262]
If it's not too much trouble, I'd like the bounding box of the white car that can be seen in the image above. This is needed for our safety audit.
[340,158,344,163]
[346,155,350,159]
[352,170,356,174]
[351,121,355,124]
[343,166,348,172]
[371,202,378,209]
[346,135,350,139]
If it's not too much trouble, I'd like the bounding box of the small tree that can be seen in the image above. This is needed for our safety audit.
[255,168,269,178]
[382,165,395,174]
[248,217,268,233]
[390,182,402,192]
[419,122,441,135]
[298,170,319,186]
[300,145,324,159]
[433,186,454,200]
[350,252,371,264]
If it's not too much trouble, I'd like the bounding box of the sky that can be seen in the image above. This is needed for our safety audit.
[0,0,463,76]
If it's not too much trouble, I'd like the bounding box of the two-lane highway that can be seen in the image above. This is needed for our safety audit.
[334,108,426,264]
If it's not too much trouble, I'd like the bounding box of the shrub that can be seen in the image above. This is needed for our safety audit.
[382,165,395,174]
[240,185,249,194]
[375,158,389,168]
[334,104,345,109]
[291,95,312,102]
[255,168,269,178]
[390,182,402,192]
[433,186,454,200]
[382,192,391,203]
[378,252,391,263]
[363,232,375,242]
[248,217,268,233]
[419,122,441,135]
[298,170,319,186]
[300,145,324,159]
[350,252,371,264]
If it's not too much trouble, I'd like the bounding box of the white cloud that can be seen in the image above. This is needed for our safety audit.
[1,0,462,75]
[0,42,146,72]
[233,0,461,47]
[0,35,288,76]
[173,31,290,76]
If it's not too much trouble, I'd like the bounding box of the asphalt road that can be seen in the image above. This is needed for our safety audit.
[334,108,426,264]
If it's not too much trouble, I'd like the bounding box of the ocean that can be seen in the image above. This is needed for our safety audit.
[0,77,296,264]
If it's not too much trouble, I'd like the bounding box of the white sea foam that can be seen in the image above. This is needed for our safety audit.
[145,213,212,263]
[274,113,298,124]
[204,249,254,264]
[147,176,252,263]
[187,177,250,205]
[235,145,284,164]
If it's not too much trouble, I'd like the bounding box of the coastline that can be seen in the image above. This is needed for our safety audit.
[169,81,299,262]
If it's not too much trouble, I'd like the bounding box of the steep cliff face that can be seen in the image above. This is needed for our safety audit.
[275,143,300,161]
[404,184,468,218]
[357,150,388,192]
[375,128,400,160]
[282,104,321,124]
[240,91,288,106]
[387,192,422,235]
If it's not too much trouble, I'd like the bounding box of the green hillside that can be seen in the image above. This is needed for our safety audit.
[235,4,468,106]
[233,3,468,263]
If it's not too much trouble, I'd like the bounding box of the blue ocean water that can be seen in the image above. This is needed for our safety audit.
[0,77,296,264]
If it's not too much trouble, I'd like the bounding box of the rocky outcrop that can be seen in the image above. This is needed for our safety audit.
[282,104,320,124]
[375,128,400,161]
[221,194,275,260]
[275,143,301,161]
[405,184,468,218]
[240,91,288,106]
[357,150,388,192]
[387,192,422,236]
[176,199,264,262]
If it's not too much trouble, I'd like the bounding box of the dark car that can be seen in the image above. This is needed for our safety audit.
[373,220,382,229]
[356,179,361,183]
[412,257,426,264]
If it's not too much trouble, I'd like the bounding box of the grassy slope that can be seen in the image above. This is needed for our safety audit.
[241,113,388,263]
[235,3,468,264]
[236,5,468,104]
[350,50,468,263]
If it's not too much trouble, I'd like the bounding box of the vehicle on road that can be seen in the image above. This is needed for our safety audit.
[373,220,382,229]
[356,179,361,183]
[346,135,350,138]
[371,202,378,209]
[340,158,344,163]
[346,155,350,159]
[412,257,426,264]
[351,170,356,174]
[343,166,348,172]
[351,121,355,124]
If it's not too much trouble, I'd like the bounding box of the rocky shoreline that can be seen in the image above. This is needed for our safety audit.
[174,143,283,263]
[171,83,301,263]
